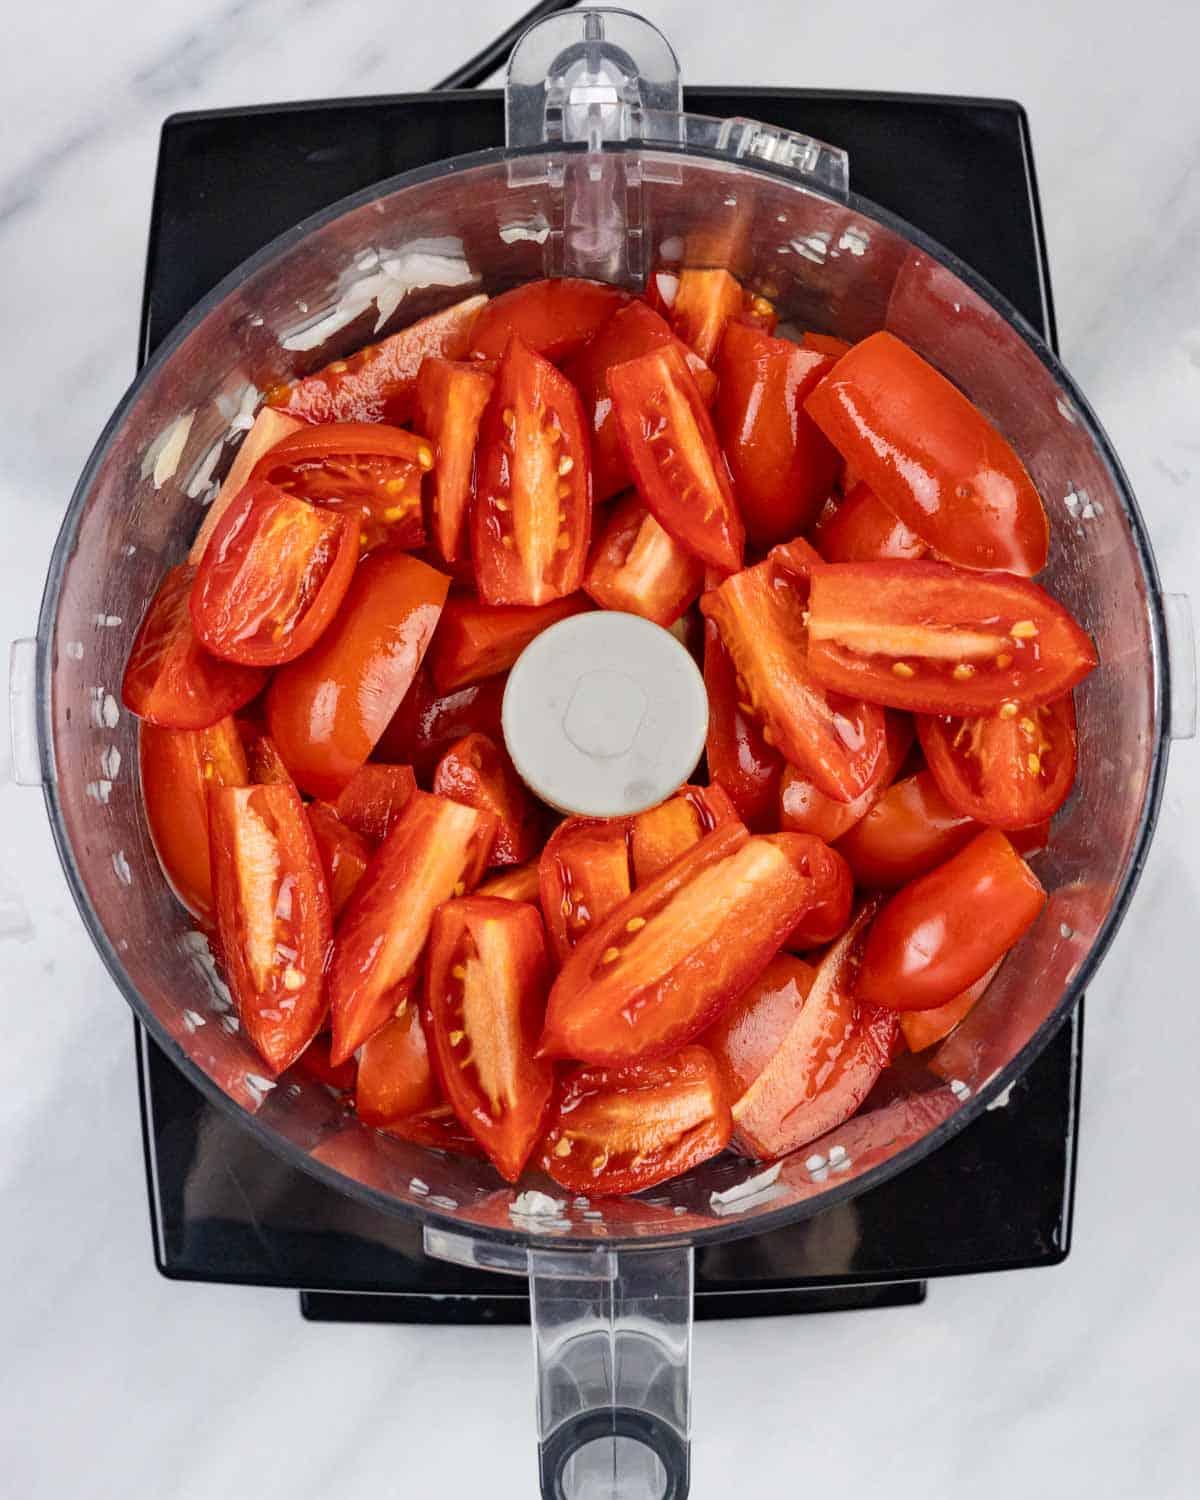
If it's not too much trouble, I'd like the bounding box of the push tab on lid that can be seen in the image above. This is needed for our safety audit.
[503,611,707,818]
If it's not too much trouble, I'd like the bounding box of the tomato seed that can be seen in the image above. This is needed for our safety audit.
[998,702,1018,719]
[554,1137,573,1157]
[952,663,975,681]
[601,946,621,964]
[891,661,916,678]
[625,916,647,932]
[996,653,1013,669]
[449,1029,465,1045]
[558,456,574,476]
[1010,619,1038,639]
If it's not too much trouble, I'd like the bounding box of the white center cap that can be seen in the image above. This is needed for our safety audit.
[502,611,709,818]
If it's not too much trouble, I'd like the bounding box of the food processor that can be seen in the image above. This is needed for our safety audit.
[12,8,1196,1496]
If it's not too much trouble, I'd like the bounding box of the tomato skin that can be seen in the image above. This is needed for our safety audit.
[426,896,555,1181]
[538,1046,731,1195]
[333,764,418,843]
[608,342,745,573]
[809,481,927,564]
[857,828,1047,1011]
[804,330,1050,575]
[703,952,816,1101]
[714,322,839,548]
[917,694,1078,830]
[293,1034,358,1093]
[629,783,739,885]
[783,837,855,950]
[209,783,334,1075]
[779,710,913,845]
[305,802,372,917]
[700,539,888,802]
[427,592,591,694]
[563,302,717,502]
[413,358,495,565]
[479,860,542,903]
[355,1001,440,1125]
[666,268,745,362]
[835,769,980,889]
[801,331,852,358]
[328,791,496,1064]
[265,550,450,800]
[122,565,266,729]
[267,294,486,426]
[898,963,999,1053]
[702,618,783,831]
[140,716,249,922]
[432,732,540,866]
[242,731,296,788]
[805,560,1098,714]
[583,492,705,628]
[189,407,304,565]
[468,278,630,363]
[538,815,633,961]
[375,666,506,781]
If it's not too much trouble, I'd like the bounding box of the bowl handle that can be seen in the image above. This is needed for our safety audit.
[1163,594,1196,740]
[8,638,43,786]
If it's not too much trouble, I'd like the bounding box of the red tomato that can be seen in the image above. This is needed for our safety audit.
[265,550,449,799]
[805,560,1098,714]
[702,618,783,830]
[700,539,888,802]
[835,769,980,889]
[714,321,839,547]
[779,710,913,844]
[305,802,372,917]
[804,330,1050,574]
[209,783,333,1074]
[242,732,296,787]
[898,963,1000,1053]
[375,666,506,781]
[328,791,496,1063]
[333,764,418,843]
[413,358,495,564]
[293,1034,358,1093]
[783,837,855,950]
[472,336,592,606]
[355,1001,440,1125]
[538,815,633,962]
[702,952,815,1100]
[608,342,744,573]
[378,1101,484,1156]
[426,591,590,694]
[478,860,542,903]
[857,828,1047,1011]
[583,492,704,627]
[731,901,899,1159]
[629,783,739,885]
[189,408,304,565]
[425,896,555,1180]
[562,302,717,502]
[267,294,486,426]
[140,716,248,921]
[122,565,265,729]
[468,278,629,363]
[432,732,540,866]
[809,481,927,564]
[801,331,852,358]
[539,823,828,1064]
[190,481,358,665]
[538,1046,731,1195]
[917,694,1078,829]
[665,268,745,362]
[250,422,429,553]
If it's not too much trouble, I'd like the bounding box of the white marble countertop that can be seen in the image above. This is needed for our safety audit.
[2,2,1198,1496]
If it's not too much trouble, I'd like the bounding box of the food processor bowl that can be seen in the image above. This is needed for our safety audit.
[13,10,1195,1497]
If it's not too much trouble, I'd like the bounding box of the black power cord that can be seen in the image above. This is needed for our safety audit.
[433,0,582,90]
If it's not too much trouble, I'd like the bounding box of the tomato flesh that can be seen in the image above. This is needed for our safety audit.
[629,783,739,885]
[305,802,372,917]
[702,618,783,831]
[665,269,745,363]
[375,666,506,780]
[243,731,296,787]
[413,358,495,564]
[479,860,542,903]
[779,710,912,845]
[801,331,852,358]
[898,963,1000,1053]
[583,492,705,628]
[835,768,980,889]
[432,732,540,866]
[810,481,927,564]
[427,592,591,694]
[703,952,815,1101]
[333,764,418,843]
[189,407,304,565]
[538,815,633,962]
[355,1001,440,1125]
[468,277,629,363]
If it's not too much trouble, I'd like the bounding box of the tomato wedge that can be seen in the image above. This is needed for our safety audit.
[562,301,717,502]
[714,322,839,547]
[783,837,854,950]
[804,330,1050,574]
[779,710,912,844]
[583,492,705,627]
[375,666,507,780]
[538,815,633,962]
[267,294,486,426]
[805,560,1098,714]
[731,901,899,1159]
[662,268,744,363]
[898,963,1000,1054]
[629,783,739,885]
[294,1034,358,1093]
[140,716,248,922]
[266,550,449,799]
[609,342,744,573]
[538,1046,731,1195]
[209,783,333,1074]
[305,802,372,917]
[540,823,831,1064]
[702,618,783,831]
[379,1101,483,1156]
[801,331,851,358]
[432,732,540,866]
[243,731,296,787]
[468,278,629,363]
[809,482,927,564]
[857,828,1046,1011]
[189,407,304,564]
[333,764,418,843]
[835,769,980,889]
[472,336,592,606]
[479,860,541,903]
[426,896,555,1180]
[355,1000,440,1125]
[413,358,495,564]
[122,565,266,729]
[250,422,429,553]
[190,481,357,666]
[427,591,590,693]
[702,953,815,1101]
[917,693,1078,829]
[700,540,887,802]
[329,791,496,1063]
